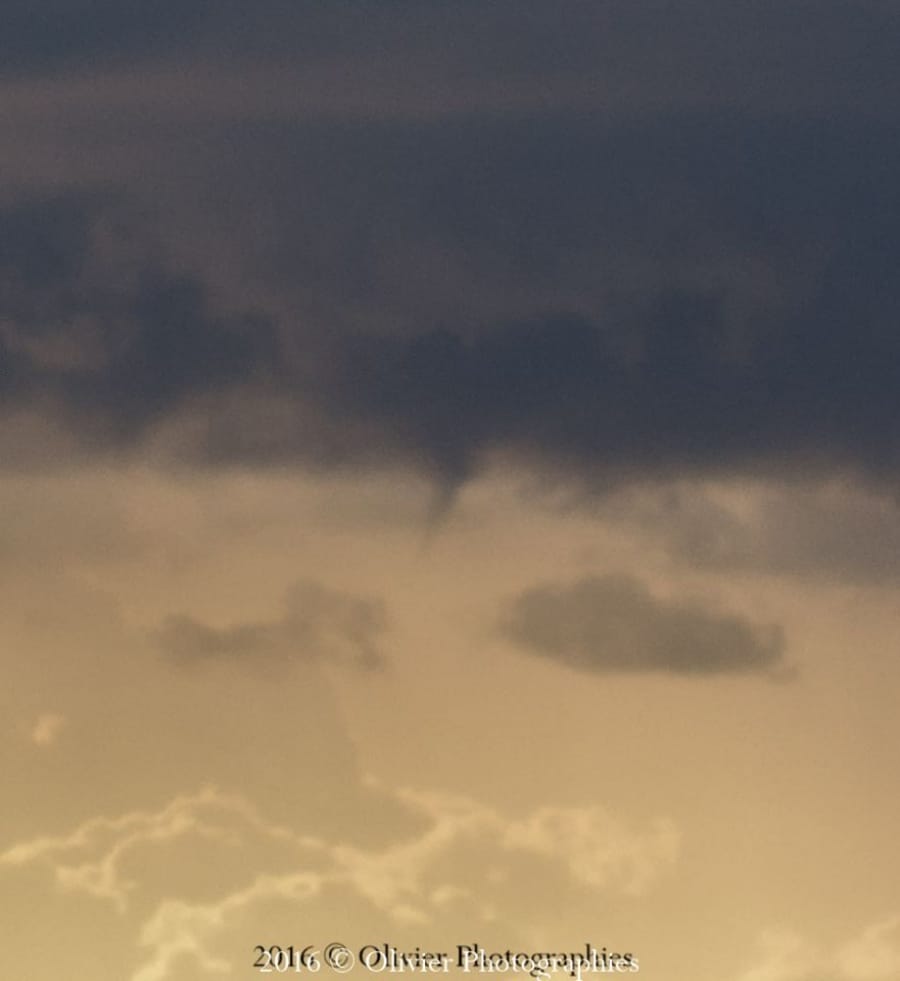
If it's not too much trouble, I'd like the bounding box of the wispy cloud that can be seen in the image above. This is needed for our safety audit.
[0,786,323,911]
[154,580,388,670]
[1,781,678,979]
[735,918,900,981]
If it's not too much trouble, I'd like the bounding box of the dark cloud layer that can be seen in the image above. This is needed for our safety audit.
[155,581,387,670]
[0,0,217,77]
[3,4,900,498]
[502,575,786,678]
[6,1,900,119]
[0,193,280,440]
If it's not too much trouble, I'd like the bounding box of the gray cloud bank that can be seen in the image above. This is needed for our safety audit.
[2,3,900,500]
[502,575,787,678]
[4,2,899,118]
[598,482,900,584]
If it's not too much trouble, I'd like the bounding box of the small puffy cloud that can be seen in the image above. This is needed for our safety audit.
[31,711,66,747]
[155,579,387,670]
[502,574,787,678]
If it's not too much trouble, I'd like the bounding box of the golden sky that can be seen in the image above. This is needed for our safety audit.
[3,466,899,980]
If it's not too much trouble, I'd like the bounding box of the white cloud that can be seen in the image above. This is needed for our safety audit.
[133,873,323,981]
[0,786,324,911]
[389,785,679,897]
[0,780,680,980]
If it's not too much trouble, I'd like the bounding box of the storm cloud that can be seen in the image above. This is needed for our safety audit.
[0,192,280,442]
[502,575,787,677]
[2,3,900,500]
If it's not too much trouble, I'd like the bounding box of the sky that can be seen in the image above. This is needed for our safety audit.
[2,3,900,979]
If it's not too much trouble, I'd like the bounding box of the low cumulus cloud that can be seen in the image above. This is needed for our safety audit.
[155,580,387,670]
[502,575,787,678]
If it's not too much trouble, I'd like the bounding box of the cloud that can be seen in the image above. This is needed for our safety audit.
[0,0,211,77]
[132,871,323,981]
[388,785,679,898]
[5,2,900,124]
[502,575,787,678]
[0,786,322,910]
[1,780,678,979]
[8,137,900,499]
[0,192,281,446]
[837,914,900,981]
[734,917,900,981]
[30,712,66,747]
[596,479,900,583]
[155,580,388,670]
[735,929,822,981]
[236,107,900,494]
[4,11,900,507]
